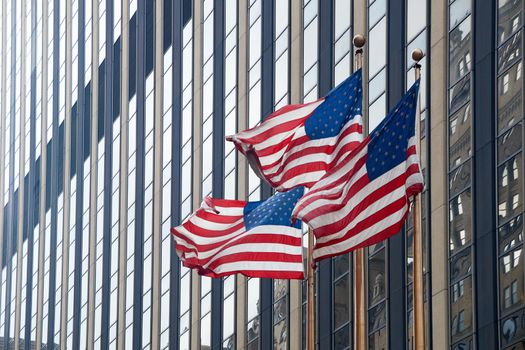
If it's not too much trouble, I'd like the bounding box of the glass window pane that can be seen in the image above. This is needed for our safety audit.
[449,160,471,198]
[498,31,522,73]
[247,278,260,321]
[449,102,471,169]
[449,74,471,114]
[498,153,523,224]
[368,301,386,332]
[449,190,472,256]
[450,276,473,343]
[333,254,349,279]
[499,247,524,316]
[334,324,350,350]
[334,276,350,329]
[369,17,387,78]
[499,215,523,254]
[407,0,427,41]
[201,313,211,348]
[500,308,525,347]
[498,0,522,44]
[498,62,523,132]
[449,17,472,86]
[273,318,287,349]
[450,246,472,283]
[498,123,522,163]
[247,317,260,343]
[369,0,386,29]
[368,328,387,350]
[449,0,471,30]
[368,249,386,305]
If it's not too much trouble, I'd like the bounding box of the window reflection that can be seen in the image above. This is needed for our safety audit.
[498,154,523,223]
[369,17,387,78]
[450,247,472,282]
[449,74,471,114]
[498,123,522,163]
[499,215,523,254]
[498,0,522,44]
[498,31,522,73]
[450,276,473,343]
[334,276,350,329]
[498,61,523,132]
[449,160,471,198]
[500,248,524,315]
[449,190,472,255]
[368,249,386,306]
[449,17,472,86]
[449,102,471,169]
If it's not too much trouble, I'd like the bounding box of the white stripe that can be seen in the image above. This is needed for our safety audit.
[264,124,363,178]
[313,205,408,259]
[173,224,245,245]
[258,116,362,169]
[314,184,406,244]
[234,99,324,139]
[303,162,406,229]
[211,261,304,274]
[201,242,303,268]
[182,225,303,259]
[190,215,244,231]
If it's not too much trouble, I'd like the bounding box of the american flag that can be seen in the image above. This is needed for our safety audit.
[292,81,424,262]
[171,187,305,279]
[227,69,363,191]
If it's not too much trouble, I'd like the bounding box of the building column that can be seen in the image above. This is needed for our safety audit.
[13,0,27,346]
[429,0,449,348]
[151,0,164,347]
[288,1,303,349]
[191,0,203,349]
[86,0,99,347]
[473,1,498,348]
[59,0,73,345]
[116,0,130,348]
[235,0,248,348]
[35,0,49,347]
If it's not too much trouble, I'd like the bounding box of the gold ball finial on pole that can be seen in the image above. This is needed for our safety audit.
[411,48,424,62]
[353,34,366,48]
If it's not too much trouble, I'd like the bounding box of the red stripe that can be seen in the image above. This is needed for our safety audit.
[177,233,302,265]
[171,227,246,252]
[183,251,303,271]
[314,196,407,249]
[204,197,247,208]
[313,209,409,262]
[292,154,368,215]
[195,209,244,224]
[182,218,245,237]
[183,264,305,279]
[294,143,419,214]
[241,115,310,145]
[308,173,407,238]
[259,121,362,171]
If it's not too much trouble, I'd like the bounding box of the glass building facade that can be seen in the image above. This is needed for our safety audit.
[0,0,522,349]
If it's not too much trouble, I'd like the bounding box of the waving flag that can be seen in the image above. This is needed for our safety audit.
[292,81,423,262]
[227,70,363,191]
[171,187,305,279]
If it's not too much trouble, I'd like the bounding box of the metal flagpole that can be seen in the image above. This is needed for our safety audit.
[412,48,426,350]
[307,229,315,350]
[353,34,366,350]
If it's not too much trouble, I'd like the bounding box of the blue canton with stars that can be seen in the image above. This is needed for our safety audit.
[366,80,420,181]
[304,69,362,140]
[243,187,304,230]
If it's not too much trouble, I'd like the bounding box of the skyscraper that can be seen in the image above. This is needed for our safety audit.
[0,0,522,349]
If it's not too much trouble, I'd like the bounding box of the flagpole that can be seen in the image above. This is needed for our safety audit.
[307,228,315,350]
[353,34,366,350]
[412,48,426,350]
